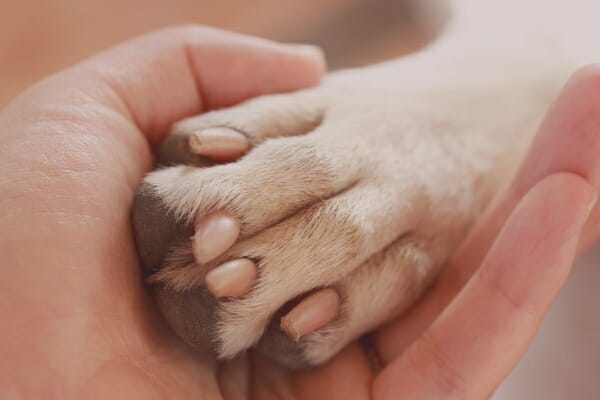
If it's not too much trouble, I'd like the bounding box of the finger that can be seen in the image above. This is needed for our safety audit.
[0,25,325,215]
[375,64,600,360]
[374,173,596,400]
[458,64,600,273]
[5,25,324,144]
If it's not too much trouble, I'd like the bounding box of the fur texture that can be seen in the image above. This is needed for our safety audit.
[132,0,597,368]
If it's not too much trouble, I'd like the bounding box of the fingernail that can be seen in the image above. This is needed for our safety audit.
[585,188,598,219]
[188,128,250,160]
[280,288,340,341]
[290,44,326,72]
[291,44,324,58]
[205,258,258,298]
[192,211,240,263]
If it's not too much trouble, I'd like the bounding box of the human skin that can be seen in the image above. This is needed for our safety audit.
[0,25,598,400]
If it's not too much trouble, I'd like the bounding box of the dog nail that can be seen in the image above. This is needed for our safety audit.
[280,288,340,341]
[189,128,250,160]
[205,258,258,298]
[192,211,240,263]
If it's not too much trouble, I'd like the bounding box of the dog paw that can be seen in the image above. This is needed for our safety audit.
[133,61,537,368]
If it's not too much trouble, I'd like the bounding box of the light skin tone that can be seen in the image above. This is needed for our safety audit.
[1,25,599,399]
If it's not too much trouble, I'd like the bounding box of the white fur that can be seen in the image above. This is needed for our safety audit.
[144,0,600,364]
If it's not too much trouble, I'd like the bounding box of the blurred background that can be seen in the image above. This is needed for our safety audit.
[0,0,445,108]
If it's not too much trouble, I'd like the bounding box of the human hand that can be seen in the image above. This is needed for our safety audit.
[0,25,325,398]
[2,22,598,399]
[372,66,600,399]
